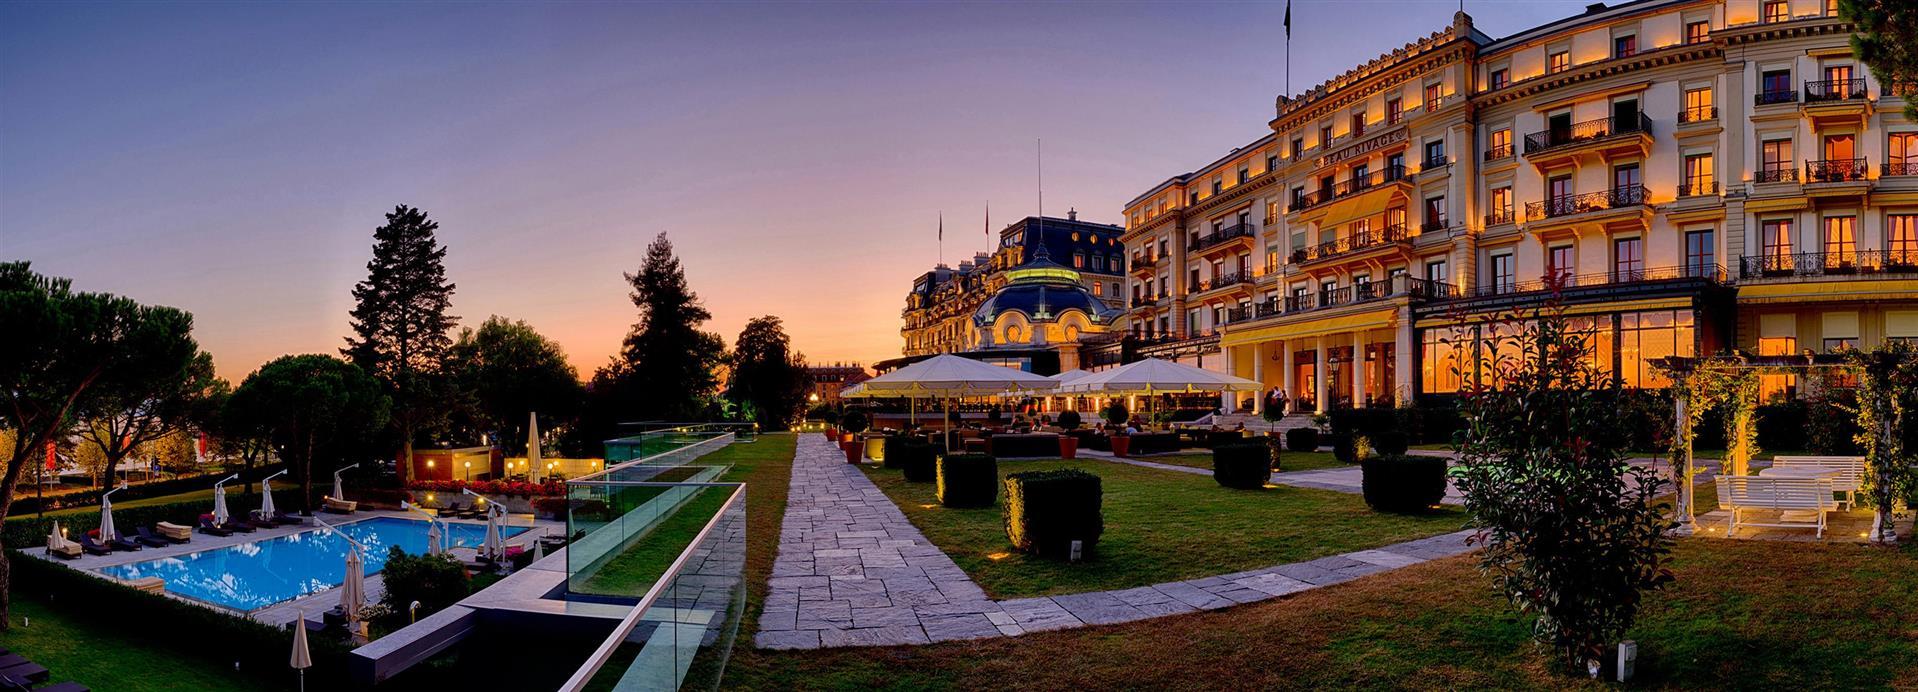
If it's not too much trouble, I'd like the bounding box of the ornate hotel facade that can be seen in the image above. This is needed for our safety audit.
[1121,0,1916,416]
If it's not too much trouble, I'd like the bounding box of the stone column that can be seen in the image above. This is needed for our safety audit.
[1251,343,1266,415]
[1220,346,1237,413]
[1315,336,1330,414]
[1352,331,1369,409]
[1396,307,1415,405]
[1281,341,1296,413]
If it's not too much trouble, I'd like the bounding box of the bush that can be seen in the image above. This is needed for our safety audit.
[11,550,353,689]
[381,546,471,617]
[1056,410,1082,430]
[1212,443,1272,489]
[1003,469,1103,559]
[1330,433,1357,463]
[1101,400,1129,428]
[985,433,1062,458]
[8,464,290,516]
[840,410,870,434]
[1360,454,1447,512]
[1285,427,1320,452]
[936,453,998,508]
[882,436,916,470]
[895,440,937,482]
[1369,430,1410,456]
[5,498,217,550]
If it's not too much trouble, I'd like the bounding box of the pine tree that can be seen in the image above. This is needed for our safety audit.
[728,316,812,430]
[344,204,458,484]
[593,233,726,428]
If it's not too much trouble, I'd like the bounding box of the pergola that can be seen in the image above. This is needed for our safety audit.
[1654,350,1905,542]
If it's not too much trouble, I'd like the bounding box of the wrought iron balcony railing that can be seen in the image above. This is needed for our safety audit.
[1757,166,1798,183]
[1524,113,1651,156]
[1225,298,1282,324]
[1291,165,1409,212]
[1741,250,1918,279]
[1755,88,1798,106]
[1294,223,1408,262]
[1404,277,1457,300]
[1483,143,1514,162]
[1887,161,1918,177]
[1484,206,1515,227]
[1450,263,1727,300]
[1804,78,1868,103]
[1419,219,1449,234]
[1422,156,1450,170]
[1191,272,1254,294]
[1678,179,1718,197]
[1188,223,1256,252]
[1805,157,1868,183]
[1524,185,1648,221]
[1678,105,1718,123]
[1130,255,1158,272]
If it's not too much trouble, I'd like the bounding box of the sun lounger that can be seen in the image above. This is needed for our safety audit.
[323,496,358,514]
[123,576,166,594]
[77,535,113,556]
[33,683,90,692]
[223,519,257,533]
[155,522,192,542]
[0,662,48,686]
[131,527,170,548]
[104,533,143,551]
[46,539,81,560]
[197,518,233,537]
[244,514,276,530]
[271,511,303,526]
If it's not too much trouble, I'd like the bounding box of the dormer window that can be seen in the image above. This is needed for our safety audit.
[1613,34,1636,59]
[1489,69,1509,90]
[1548,51,1570,74]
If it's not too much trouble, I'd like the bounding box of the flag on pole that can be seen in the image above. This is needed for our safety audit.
[938,212,943,241]
[985,201,990,241]
[1284,0,1291,38]
[46,442,57,471]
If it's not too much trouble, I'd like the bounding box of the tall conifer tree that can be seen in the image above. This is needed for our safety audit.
[591,233,725,431]
[344,204,457,483]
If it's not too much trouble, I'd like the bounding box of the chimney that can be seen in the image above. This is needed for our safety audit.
[1068,207,1078,221]
[1585,2,1607,14]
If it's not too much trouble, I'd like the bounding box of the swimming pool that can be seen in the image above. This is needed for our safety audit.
[99,517,527,612]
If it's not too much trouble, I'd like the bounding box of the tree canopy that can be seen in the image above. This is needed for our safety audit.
[1844,0,1918,120]
[586,233,726,440]
[343,204,458,482]
[727,316,812,430]
[449,316,585,455]
[231,354,391,515]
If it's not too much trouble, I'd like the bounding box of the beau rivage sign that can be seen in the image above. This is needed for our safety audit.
[1316,128,1407,169]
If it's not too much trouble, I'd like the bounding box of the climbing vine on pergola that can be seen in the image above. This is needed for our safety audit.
[1656,346,1918,544]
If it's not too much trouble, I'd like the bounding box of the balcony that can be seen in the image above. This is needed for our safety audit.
[1678,106,1718,124]
[1757,165,1798,183]
[1524,185,1649,222]
[1741,250,1918,280]
[1524,113,1651,158]
[1419,218,1449,234]
[1130,296,1163,309]
[1484,206,1515,227]
[1224,298,1282,324]
[1804,78,1868,103]
[1421,155,1450,171]
[1887,161,1918,177]
[1450,264,1728,300]
[1755,88,1797,106]
[1189,223,1256,254]
[1805,158,1868,183]
[1291,165,1409,213]
[1130,255,1159,273]
[1483,143,1514,162]
[1293,223,1409,263]
[1677,179,1718,198]
[1190,272,1254,295]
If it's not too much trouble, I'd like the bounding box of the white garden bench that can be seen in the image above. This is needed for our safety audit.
[1769,456,1865,510]
[1714,476,1838,538]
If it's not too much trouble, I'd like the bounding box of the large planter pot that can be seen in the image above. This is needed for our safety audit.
[1110,434,1131,458]
[841,433,855,444]
[841,440,861,464]
[825,427,838,441]
[865,437,888,462]
[1058,435,1079,459]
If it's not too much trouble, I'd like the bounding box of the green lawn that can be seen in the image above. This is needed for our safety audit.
[3,599,259,692]
[6,488,218,521]
[1141,450,1345,473]
[860,459,1463,598]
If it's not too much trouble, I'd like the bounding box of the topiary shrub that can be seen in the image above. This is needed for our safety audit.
[1330,433,1357,463]
[882,435,916,469]
[381,546,472,617]
[936,453,999,508]
[1212,443,1272,489]
[1057,410,1082,430]
[986,406,1004,426]
[1369,430,1410,456]
[1285,427,1320,452]
[1360,454,1448,512]
[1003,469,1103,559]
[1101,400,1129,428]
[840,410,870,434]
[896,440,936,482]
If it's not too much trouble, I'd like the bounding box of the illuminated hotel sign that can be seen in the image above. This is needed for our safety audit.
[1318,128,1408,168]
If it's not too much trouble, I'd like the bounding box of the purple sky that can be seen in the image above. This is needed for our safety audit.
[2,0,1594,382]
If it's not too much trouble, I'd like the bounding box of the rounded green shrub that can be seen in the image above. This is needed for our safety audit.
[1285,427,1320,452]
[1360,454,1448,513]
[1057,410,1082,430]
[1003,469,1103,559]
[1369,430,1410,456]
[936,453,998,508]
[897,440,937,482]
[1212,443,1272,489]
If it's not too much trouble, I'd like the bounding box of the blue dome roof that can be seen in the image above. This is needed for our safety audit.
[972,273,1119,326]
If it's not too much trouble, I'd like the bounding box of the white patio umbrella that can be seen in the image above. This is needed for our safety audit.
[1063,358,1262,425]
[340,546,365,623]
[526,411,543,483]
[481,504,504,561]
[332,463,359,501]
[843,354,1058,447]
[290,608,312,692]
[260,469,288,519]
[99,483,125,542]
[212,474,236,526]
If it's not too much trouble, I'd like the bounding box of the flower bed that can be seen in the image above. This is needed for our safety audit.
[404,479,566,498]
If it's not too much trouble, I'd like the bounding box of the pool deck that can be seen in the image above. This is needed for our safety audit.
[24,509,566,628]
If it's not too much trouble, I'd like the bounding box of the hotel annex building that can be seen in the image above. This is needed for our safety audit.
[1120,0,1917,415]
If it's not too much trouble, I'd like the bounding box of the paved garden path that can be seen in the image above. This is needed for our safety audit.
[756,434,1477,650]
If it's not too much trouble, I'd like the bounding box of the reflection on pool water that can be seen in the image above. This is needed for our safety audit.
[99,517,527,612]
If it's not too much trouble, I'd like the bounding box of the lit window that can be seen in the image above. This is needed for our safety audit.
[1489,69,1508,90]
[1613,35,1636,59]
[1685,20,1710,44]
[1548,51,1570,74]
[1763,0,1789,23]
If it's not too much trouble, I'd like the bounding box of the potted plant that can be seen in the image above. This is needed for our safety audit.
[1103,400,1131,457]
[840,410,869,444]
[1056,410,1082,458]
[823,409,840,441]
[842,439,862,463]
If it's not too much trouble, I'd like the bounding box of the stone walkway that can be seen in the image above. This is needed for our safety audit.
[755,434,1476,650]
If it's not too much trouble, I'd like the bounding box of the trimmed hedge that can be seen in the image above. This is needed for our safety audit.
[1330,433,1357,463]
[895,440,937,482]
[1368,430,1410,456]
[1003,469,1103,559]
[9,463,288,516]
[1360,454,1448,513]
[1212,443,1272,489]
[882,436,916,470]
[985,433,1063,458]
[1124,432,1184,455]
[1285,427,1320,452]
[11,549,354,689]
[936,453,998,508]
[4,497,220,550]
[1056,410,1082,430]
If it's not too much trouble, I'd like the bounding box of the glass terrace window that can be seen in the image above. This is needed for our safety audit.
[1614,237,1644,279]
[1489,69,1509,90]
[1891,215,1918,264]
[1387,98,1402,124]
[1685,230,1715,276]
[1824,216,1857,266]
[1762,219,1793,265]
[1681,87,1714,122]
[1424,83,1441,111]
[1889,133,1916,176]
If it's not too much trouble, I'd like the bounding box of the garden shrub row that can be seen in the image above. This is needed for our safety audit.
[8,463,287,516]
[1285,427,1319,452]
[4,498,217,550]
[1003,469,1102,559]
[936,454,998,507]
[1211,443,1271,490]
[983,434,1062,458]
[1360,454,1448,513]
[10,549,354,689]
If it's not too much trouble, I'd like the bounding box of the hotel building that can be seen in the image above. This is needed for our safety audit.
[894,213,1129,373]
[1121,0,1916,419]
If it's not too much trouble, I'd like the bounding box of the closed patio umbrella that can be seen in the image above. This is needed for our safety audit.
[331,463,358,502]
[426,519,443,556]
[340,546,364,623]
[47,520,69,552]
[482,505,503,560]
[527,411,543,484]
[260,477,278,518]
[212,473,236,526]
[99,491,118,542]
[290,608,312,692]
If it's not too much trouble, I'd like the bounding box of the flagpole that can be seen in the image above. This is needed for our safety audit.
[1036,139,1044,261]
[938,211,944,267]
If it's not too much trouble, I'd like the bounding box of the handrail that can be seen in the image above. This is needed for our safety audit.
[1804,78,1868,102]
[1292,164,1409,212]
[1446,263,1727,300]
[1678,179,1718,197]
[1805,157,1867,183]
[1741,250,1918,279]
[1755,88,1798,106]
[1188,223,1255,252]
[1483,143,1513,162]
[1524,185,1648,221]
[1524,112,1650,155]
[1757,166,1798,183]
[1678,105,1718,123]
[1296,223,1409,262]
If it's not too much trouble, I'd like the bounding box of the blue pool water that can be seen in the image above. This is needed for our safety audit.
[99,517,526,612]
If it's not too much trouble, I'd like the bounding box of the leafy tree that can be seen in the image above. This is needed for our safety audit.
[448,316,585,454]
[1844,341,1918,543]
[207,379,275,495]
[380,546,470,619]
[0,261,198,630]
[344,204,458,485]
[585,233,726,442]
[1843,0,1918,120]
[72,349,215,487]
[727,316,812,431]
[1450,303,1674,674]
[231,355,390,515]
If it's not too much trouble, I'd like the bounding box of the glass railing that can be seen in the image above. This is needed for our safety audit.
[605,425,751,462]
[559,480,747,691]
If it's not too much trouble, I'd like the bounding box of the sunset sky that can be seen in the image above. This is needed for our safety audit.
[2,0,1594,382]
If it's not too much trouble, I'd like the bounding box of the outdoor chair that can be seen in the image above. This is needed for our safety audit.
[244,512,276,530]
[45,539,81,560]
[155,522,193,542]
[76,535,113,556]
[130,527,170,548]
[104,532,143,551]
